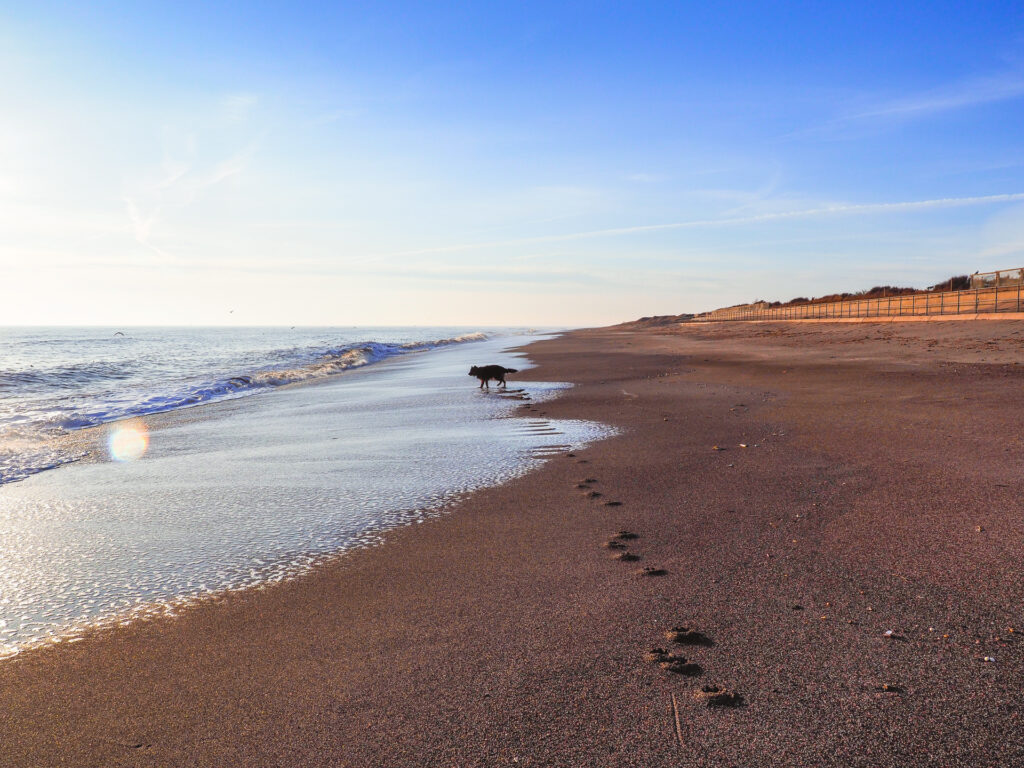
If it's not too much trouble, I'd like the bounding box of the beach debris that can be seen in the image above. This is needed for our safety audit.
[665,626,713,646]
[984,656,996,663]
[711,445,725,451]
[874,683,903,694]
[693,685,743,708]
[739,443,747,448]
[671,693,685,748]
[638,566,668,577]
[613,551,640,562]
[603,500,623,507]
[883,630,894,638]
[976,525,985,532]
[604,540,628,550]
[613,530,639,540]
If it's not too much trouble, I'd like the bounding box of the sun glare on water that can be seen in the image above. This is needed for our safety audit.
[108,422,149,461]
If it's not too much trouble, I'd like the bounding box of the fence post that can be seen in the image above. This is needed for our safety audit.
[975,288,979,314]
[995,284,998,314]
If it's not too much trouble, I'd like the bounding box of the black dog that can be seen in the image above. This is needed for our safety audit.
[469,365,517,388]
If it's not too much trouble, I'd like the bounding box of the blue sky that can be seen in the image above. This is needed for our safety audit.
[2,1,1023,325]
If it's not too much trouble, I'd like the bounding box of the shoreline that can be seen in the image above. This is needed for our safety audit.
[0,334,607,656]
[3,321,1024,765]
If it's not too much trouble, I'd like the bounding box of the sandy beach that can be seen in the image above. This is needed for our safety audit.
[3,320,1024,766]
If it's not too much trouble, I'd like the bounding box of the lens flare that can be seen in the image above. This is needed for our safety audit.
[108,421,149,461]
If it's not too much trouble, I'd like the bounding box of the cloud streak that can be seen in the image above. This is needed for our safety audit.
[847,74,1024,122]
[788,72,1024,139]
[385,192,1024,258]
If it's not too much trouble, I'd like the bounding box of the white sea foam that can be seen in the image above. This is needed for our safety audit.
[0,334,611,656]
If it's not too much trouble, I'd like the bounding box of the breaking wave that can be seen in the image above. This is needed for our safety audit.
[0,329,493,485]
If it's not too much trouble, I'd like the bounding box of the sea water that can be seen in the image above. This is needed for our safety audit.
[0,329,612,655]
[0,326,506,484]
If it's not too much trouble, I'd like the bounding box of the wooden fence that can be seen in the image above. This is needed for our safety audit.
[694,283,1024,322]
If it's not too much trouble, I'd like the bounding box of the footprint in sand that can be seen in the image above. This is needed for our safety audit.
[603,540,628,550]
[612,530,638,540]
[637,566,667,577]
[603,500,623,507]
[612,551,640,562]
[644,648,702,676]
[693,685,743,708]
[583,490,602,499]
[664,626,714,647]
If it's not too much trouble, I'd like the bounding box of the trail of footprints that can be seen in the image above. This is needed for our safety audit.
[569,455,744,712]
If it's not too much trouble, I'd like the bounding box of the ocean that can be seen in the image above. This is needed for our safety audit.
[0,326,504,485]
[0,327,610,656]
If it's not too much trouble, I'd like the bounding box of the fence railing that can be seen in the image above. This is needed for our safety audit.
[971,267,1024,290]
[694,283,1024,322]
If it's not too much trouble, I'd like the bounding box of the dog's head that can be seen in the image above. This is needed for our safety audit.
[468,366,479,376]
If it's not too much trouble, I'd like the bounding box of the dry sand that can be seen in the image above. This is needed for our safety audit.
[2,320,1024,766]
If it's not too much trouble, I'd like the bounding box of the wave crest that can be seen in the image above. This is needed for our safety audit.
[48,332,488,432]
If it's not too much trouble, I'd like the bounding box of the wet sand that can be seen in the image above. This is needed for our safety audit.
[3,320,1024,766]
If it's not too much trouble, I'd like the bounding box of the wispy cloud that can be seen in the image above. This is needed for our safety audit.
[122,195,169,260]
[222,93,259,122]
[626,173,663,183]
[847,74,1024,122]
[121,134,261,261]
[789,72,1024,139]
[382,192,1024,259]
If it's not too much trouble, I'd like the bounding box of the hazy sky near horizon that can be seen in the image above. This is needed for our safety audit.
[2,1,1024,326]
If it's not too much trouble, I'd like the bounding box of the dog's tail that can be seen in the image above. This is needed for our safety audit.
[504,368,518,373]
